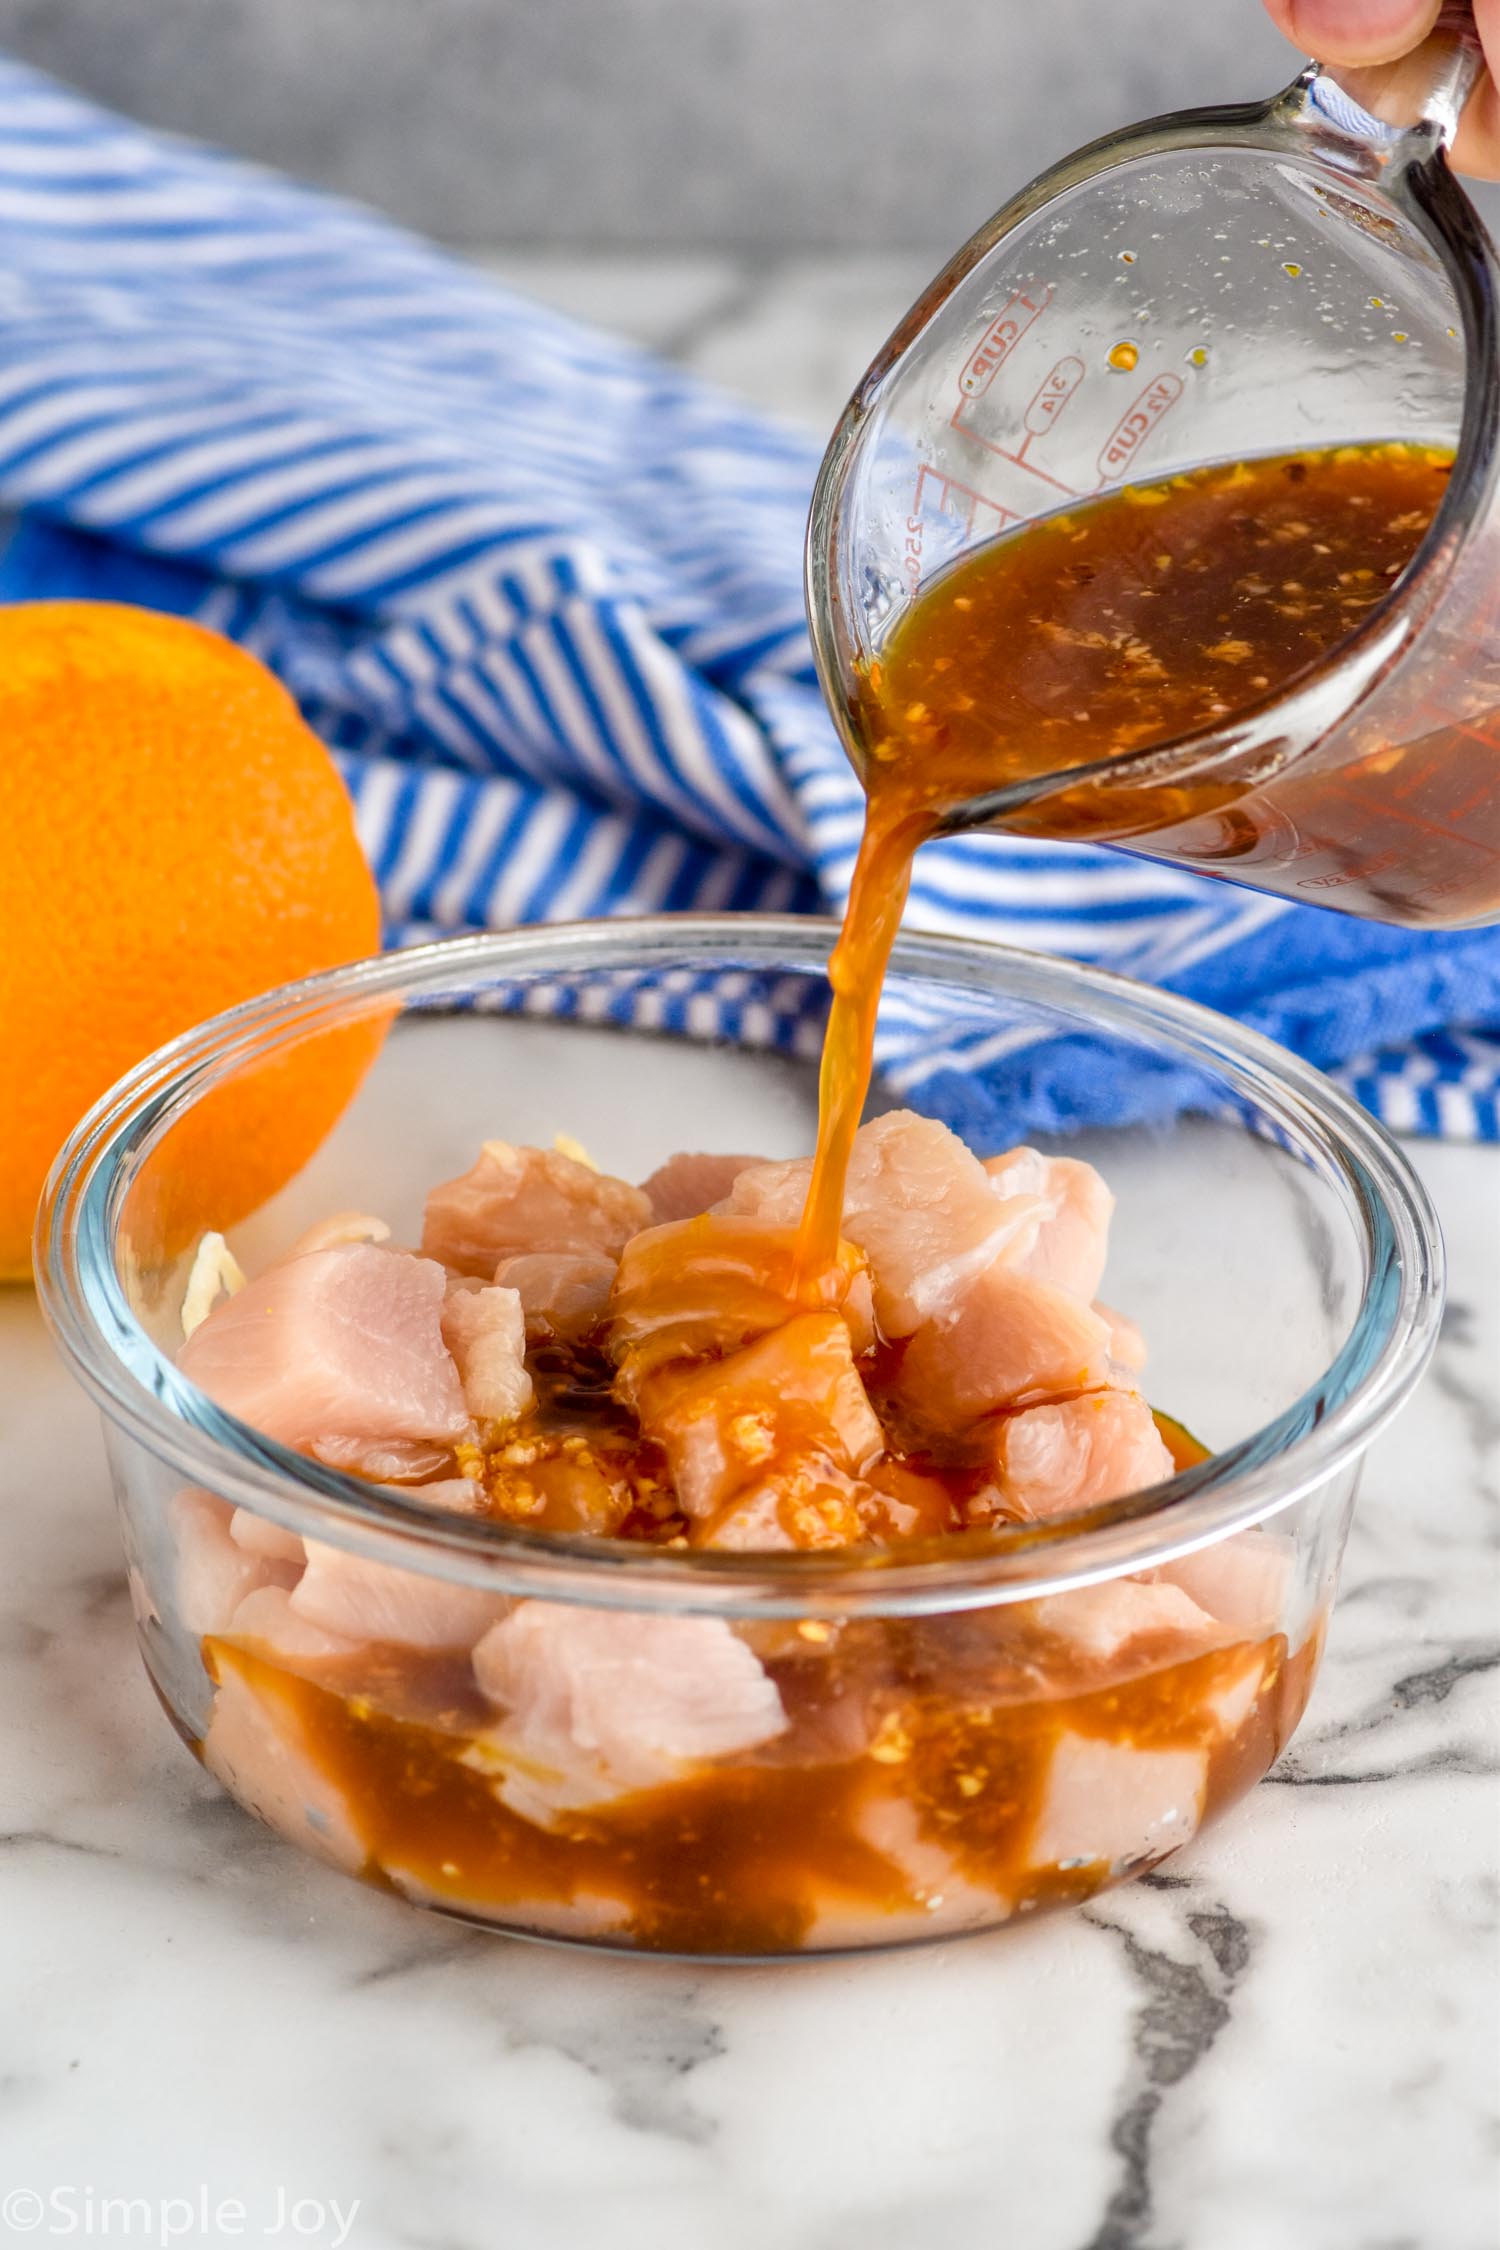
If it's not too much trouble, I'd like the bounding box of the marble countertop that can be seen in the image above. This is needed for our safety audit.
[2,258,1498,2250]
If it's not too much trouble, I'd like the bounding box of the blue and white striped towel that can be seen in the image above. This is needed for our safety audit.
[0,57,1497,1142]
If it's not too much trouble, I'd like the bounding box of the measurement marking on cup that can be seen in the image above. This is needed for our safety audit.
[1024,356,1085,436]
[1321,775,1500,859]
[1098,373,1184,480]
[958,286,1052,399]
[909,462,1019,548]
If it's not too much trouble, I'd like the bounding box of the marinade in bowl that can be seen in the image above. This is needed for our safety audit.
[38,919,1441,1956]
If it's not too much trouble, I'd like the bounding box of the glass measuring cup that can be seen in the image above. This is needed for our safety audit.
[806,4,1500,929]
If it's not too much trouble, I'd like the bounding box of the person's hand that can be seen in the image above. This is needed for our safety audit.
[1264,1,1500,176]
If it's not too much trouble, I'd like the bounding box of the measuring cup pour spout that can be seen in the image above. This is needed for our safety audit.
[808,0,1500,928]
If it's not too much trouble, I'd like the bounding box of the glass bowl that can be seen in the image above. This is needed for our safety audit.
[37,918,1442,1958]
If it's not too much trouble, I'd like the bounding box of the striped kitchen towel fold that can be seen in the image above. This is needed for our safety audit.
[0,56,1496,1142]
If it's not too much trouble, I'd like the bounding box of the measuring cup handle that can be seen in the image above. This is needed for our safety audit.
[1311,1,1484,141]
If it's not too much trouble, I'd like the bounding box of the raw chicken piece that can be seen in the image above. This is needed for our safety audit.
[229,1507,304,1566]
[695,1481,801,1552]
[179,1243,471,1474]
[992,1390,1175,1519]
[495,1250,617,1341]
[291,1541,508,1650]
[313,1436,456,1482]
[440,1281,533,1426]
[203,1644,369,1875]
[639,1311,883,1519]
[805,1795,1006,1947]
[897,1265,1117,1425]
[611,1215,874,1393]
[859,1795,1007,1926]
[640,1151,764,1225]
[499,1450,635,1536]
[698,1461,874,1551]
[722,1111,1044,1337]
[388,1863,634,1937]
[1096,1302,1147,1372]
[1204,1643,1276,1737]
[1029,1734,1205,1872]
[389,1476,489,1516]
[469,1603,787,1822]
[862,1461,959,1542]
[173,1489,297,1638]
[1149,1530,1294,1636]
[1029,1577,1216,1664]
[226,1584,363,1663]
[982,1146,1114,1304]
[422,1140,651,1277]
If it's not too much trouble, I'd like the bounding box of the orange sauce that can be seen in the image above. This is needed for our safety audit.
[207,1608,1318,1954]
[795,441,1457,1278]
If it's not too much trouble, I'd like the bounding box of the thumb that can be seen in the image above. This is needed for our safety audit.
[1265,0,1444,63]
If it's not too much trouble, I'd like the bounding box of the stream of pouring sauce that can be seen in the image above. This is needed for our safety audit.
[793,440,1451,1281]
[194,443,1443,1950]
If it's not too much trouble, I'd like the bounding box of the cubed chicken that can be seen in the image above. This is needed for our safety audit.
[982,1146,1115,1303]
[1029,1734,1205,1873]
[1028,1576,1217,1664]
[229,1507,304,1566]
[494,1250,617,1342]
[1096,1302,1148,1372]
[992,1390,1175,1519]
[500,1450,636,1537]
[804,1794,1007,1948]
[225,1584,364,1664]
[178,1242,471,1475]
[421,1140,651,1277]
[203,1643,369,1875]
[697,1460,875,1551]
[859,1795,1008,1927]
[722,1110,1044,1337]
[387,1862,634,1938]
[173,1489,297,1638]
[391,1476,489,1516]
[640,1151,765,1225]
[610,1214,874,1395]
[440,1280,533,1427]
[312,1435,458,1482]
[469,1603,788,1823]
[1149,1530,1295,1636]
[897,1264,1117,1426]
[639,1311,883,1520]
[291,1541,508,1650]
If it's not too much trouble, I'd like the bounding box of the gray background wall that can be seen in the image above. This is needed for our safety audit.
[0,0,1309,249]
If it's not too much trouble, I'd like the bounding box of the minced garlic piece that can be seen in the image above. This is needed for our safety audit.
[287,1210,391,1256]
[553,1132,598,1170]
[180,1231,246,1338]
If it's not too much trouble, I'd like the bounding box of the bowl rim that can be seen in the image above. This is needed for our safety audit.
[37,914,1445,1619]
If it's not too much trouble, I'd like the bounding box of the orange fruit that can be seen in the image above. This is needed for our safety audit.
[2,601,384,1280]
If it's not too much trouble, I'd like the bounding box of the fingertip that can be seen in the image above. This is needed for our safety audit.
[1277,0,1443,65]
[1450,70,1500,179]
